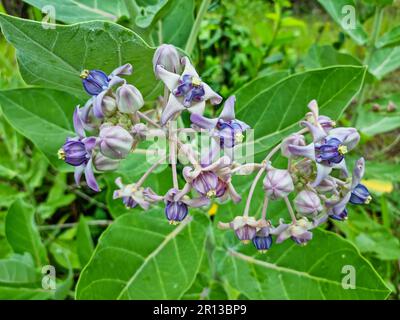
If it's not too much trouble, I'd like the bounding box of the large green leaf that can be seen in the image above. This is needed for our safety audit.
[303,45,361,69]
[76,210,209,299]
[236,66,367,160]
[377,26,400,48]
[0,253,53,300]
[0,88,78,170]
[22,0,128,24]
[161,0,194,48]
[369,46,400,79]
[0,13,160,99]
[76,216,94,267]
[216,229,390,299]
[317,0,368,45]
[6,199,48,267]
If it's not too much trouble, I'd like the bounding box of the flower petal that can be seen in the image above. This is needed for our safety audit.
[190,113,218,129]
[219,95,236,120]
[160,94,185,125]
[156,65,180,92]
[352,157,365,189]
[311,163,333,187]
[181,57,199,78]
[93,90,107,118]
[202,82,222,105]
[110,63,133,77]
[84,158,100,192]
[187,101,206,115]
[288,143,316,160]
[73,106,85,138]
[74,165,85,186]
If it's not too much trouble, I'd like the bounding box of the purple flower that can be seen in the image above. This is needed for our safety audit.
[113,177,155,210]
[156,57,222,125]
[288,100,360,187]
[271,218,314,245]
[219,216,261,244]
[252,222,273,253]
[325,158,371,221]
[163,188,210,224]
[190,96,250,148]
[58,107,99,192]
[80,64,133,118]
[281,133,306,158]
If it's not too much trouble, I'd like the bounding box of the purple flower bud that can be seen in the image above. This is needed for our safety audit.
[58,138,88,166]
[294,190,323,215]
[99,125,133,159]
[281,134,306,158]
[80,69,109,96]
[191,171,227,198]
[350,184,372,205]
[92,152,120,171]
[173,74,205,107]
[318,115,336,132]
[122,197,138,209]
[165,201,188,224]
[153,44,181,78]
[116,84,144,114]
[263,168,294,200]
[252,226,272,253]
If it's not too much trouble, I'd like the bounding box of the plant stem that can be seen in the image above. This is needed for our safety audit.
[284,196,297,222]
[136,156,166,187]
[169,123,179,189]
[39,219,112,231]
[353,6,384,123]
[137,111,161,128]
[261,195,269,221]
[265,2,282,58]
[185,0,211,55]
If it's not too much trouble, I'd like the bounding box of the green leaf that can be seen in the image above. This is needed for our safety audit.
[216,229,390,299]
[161,0,194,48]
[6,199,48,267]
[22,0,128,24]
[369,46,400,79]
[318,0,368,45]
[0,253,53,299]
[0,14,159,99]
[76,216,94,267]
[76,210,209,299]
[135,0,170,29]
[303,45,361,69]
[0,88,79,170]
[236,66,367,160]
[376,25,400,48]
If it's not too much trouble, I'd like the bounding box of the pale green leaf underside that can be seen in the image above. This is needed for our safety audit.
[236,66,366,160]
[217,229,390,300]
[22,0,127,23]
[369,46,400,79]
[0,88,79,170]
[76,210,208,300]
[0,14,160,99]
[317,0,368,45]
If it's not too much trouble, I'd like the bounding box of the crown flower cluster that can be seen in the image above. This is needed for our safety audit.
[58,44,371,252]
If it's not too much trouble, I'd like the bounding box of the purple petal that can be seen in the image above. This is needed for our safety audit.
[219,95,236,120]
[110,63,133,77]
[161,94,185,126]
[84,159,100,192]
[73,106,85,138]
[311,163,333,187]
[190,113,218,129]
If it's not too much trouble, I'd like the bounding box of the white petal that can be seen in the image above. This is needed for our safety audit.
[160,94,185,126]
[181,56,199,78]
[311,163,332,187]
[188,101,205,115]
[220,95,236,120]
[156,65,180,92]
[202,82,222,105]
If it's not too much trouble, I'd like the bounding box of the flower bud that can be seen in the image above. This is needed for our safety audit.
[92,152,120,171]
[165,201,188,225]
[153,44,181,78]
[132,123,148,140]
[263,168,294,200]
[99,125,133,159]
[58,138,90,166]
[294,190,323,215]
[350,184,372,205]
[80,69,109,96]
[101,96,117,116]
[116,84,144,114]
[281,134,305,158]
[329,208,348,221]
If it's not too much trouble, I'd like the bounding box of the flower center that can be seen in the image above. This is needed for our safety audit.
[57,148,66,160]
[80,69,90,79]
[365,195,372,204]
[191,76,202,87]
[338,145,348,155]
[206,189,216,198]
